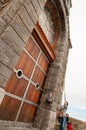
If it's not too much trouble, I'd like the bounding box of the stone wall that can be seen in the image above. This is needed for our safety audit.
[0,0,72,130]
[0,0,46,88]
[0,117,85,130]
[33,0,72,129]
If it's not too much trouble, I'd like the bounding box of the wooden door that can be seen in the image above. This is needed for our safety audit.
[0,36,49,123]
[0,23,55,123]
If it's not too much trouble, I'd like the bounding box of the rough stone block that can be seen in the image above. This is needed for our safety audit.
[18,0,25,5]
[6,0,21,20]
[24,0,38,23]
[18,6,34,33]
[0,17,6,35]
[37,0,44,9]
[1,12,11,25]
[1,26,24,54]
[0,63,12,87]
[30,0,42,16]
[0,63,12,78]
[0,73,8,88]
[11,15,30,43]
[0,0,25,25]
[0,38,19,69]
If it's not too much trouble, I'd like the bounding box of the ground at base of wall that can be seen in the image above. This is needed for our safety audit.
[0,120,40,130]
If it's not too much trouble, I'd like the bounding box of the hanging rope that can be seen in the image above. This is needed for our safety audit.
[64,91,66,102]
[63,81,67,102]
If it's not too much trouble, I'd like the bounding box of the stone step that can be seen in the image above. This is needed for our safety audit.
[0,120,40,130]
[0,127,39,130]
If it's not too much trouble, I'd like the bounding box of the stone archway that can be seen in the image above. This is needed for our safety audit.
[33,0,70,130]
[0,0,71,129]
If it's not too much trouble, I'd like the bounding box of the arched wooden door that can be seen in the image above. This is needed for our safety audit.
[0,23,55,123]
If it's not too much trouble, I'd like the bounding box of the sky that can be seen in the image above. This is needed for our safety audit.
[64,0,86,122]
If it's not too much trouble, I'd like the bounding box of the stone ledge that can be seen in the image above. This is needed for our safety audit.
[0,120,40,130]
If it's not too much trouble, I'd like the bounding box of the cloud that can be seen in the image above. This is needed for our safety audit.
[67,105,86,121]
[66,91,86,110]
[64,0,86,122]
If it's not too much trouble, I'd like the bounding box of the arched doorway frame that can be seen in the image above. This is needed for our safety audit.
[33,0,68,130]
[0,0,69,129]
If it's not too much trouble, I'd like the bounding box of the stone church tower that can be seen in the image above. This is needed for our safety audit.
[0,0,72,130]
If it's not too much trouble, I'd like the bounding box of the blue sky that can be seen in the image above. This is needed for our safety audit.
[67,105,86,121]
[64,0,86,122]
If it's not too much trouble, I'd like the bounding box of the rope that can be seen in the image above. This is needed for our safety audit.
[63,81,66,102]
[64,91,66,102]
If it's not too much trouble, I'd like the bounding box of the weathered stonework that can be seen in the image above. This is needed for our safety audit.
[0,0,72,130]
[0,0,11,11]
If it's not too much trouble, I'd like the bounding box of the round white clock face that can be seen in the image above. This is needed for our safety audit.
[39,7,55,44]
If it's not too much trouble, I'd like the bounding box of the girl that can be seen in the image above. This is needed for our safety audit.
[67,122,72,130]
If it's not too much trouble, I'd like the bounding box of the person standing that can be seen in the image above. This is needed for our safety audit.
[67,122,72,130]
[61,101,68,129]
[66,113,69,124]
[57,101,68,130]
[57,109,63,130]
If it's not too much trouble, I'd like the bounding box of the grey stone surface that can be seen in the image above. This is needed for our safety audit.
[37,0,46,9]
[6,0,20,19]
[24,0,38,24]
[0,63,12,88]
[18,6,34,33]
[1,26,24,54]
[0,17,6,35]
[1,12,11,25]
[30,0,42,16]
[0,0,72,130]
[0,38,19,68]
[0,120,40,130]
[11,15,30,43]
